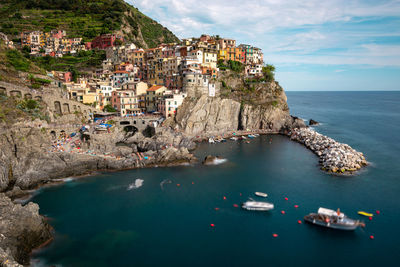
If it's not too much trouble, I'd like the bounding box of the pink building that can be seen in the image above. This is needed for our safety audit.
[91,34,123,50]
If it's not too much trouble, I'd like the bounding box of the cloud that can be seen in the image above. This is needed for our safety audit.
[126,0,400,91]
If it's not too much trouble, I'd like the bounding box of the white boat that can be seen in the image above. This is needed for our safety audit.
[208,138,215,144]
[242,201,274,211]
[255,192,268,198]
[230,137,238,141]
[248,134,256,138]
[241,136,247,140]
[253,134,260,137]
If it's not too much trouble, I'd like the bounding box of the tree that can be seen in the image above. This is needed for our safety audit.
[114,39,123,46]
[262,64,276,82]
[103,104,117,112]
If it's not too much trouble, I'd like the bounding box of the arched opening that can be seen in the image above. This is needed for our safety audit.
[50,130,56,139]
[34,96,42,101]
[24,93,32,99]
[10,90,22,97]
[119,121,130,125]
[0,87,6,96]
[62,103,70,114]
[54,101,62,115]
[123,125,138,134]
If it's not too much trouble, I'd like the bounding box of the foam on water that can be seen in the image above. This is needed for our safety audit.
[127,179,144,190]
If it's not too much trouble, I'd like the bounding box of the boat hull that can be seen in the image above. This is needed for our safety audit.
[304,214,359,231]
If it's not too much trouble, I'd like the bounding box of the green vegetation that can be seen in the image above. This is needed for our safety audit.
[0,0,179,47]
[28,74,51,89]
[218,60,244,73]
[103,104,117,112]
[262,64,276,82]
[0,95,49,123]
[31,50,106,72]
[6,49,31,72]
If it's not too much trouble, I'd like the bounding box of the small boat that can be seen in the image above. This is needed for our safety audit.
[241,136,247,140]
[208,138,215,144]
[253,134,260,137]
[358,211,373,217]
[248,134,256,138]
[242,201,274,211]
[230,137,238,141]
[304,207,365,231]
[255,192,268,198]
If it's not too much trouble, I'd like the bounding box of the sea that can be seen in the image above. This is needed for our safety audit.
[31,91,400,267]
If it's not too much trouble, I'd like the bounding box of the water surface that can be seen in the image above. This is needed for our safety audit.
[32,91,400,266]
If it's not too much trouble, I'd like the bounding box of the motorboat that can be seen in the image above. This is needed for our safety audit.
[208,138,215,144]
[304,207,365,231]
[248,134,256,138]
[242,201,274,211]
[230,137,238,141]
[254,192,268,198]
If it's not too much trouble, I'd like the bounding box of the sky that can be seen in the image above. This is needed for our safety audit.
[127,0,400,91]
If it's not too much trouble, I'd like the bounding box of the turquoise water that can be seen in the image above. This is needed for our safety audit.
[32,92,400,266]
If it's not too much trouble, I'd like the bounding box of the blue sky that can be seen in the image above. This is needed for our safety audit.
[128,0,400,91]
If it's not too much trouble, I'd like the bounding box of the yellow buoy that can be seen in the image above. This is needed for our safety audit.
[358,211,373,217]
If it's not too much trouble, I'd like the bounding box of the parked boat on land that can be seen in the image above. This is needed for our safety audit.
[255,192,268,198]
[242,200,274,211]
[304,208,365,231]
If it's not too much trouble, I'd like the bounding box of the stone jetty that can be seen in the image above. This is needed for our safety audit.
[289,128,367,173]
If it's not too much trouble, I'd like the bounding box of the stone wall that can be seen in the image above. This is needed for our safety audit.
[0,81,99,118]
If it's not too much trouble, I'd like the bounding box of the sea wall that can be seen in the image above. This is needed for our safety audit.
[289,128,367,173]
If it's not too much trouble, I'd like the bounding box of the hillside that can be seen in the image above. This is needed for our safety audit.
[0,0,179,48]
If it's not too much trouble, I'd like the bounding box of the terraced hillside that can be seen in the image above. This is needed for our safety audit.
[0,0,179,48]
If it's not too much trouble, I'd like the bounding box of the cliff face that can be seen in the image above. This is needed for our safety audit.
[175,96,241,135]
[175,71,305,136]
[0,193,52,266]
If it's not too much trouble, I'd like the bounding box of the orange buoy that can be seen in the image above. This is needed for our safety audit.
[192,182,194,184]
[233,204,239,208]
[177,184,181,187]
[272,233,278,238]
[297,220,302,224]
[223,196,227,200]
[376,210,380,215]
[294,205,299,208]
[370,235,374,240]
[240,193,242,196]
[210,224,215,227]
[214,207,220,211]
[369,216,373,221]
[281,210,285,214]
[284,197,288,201]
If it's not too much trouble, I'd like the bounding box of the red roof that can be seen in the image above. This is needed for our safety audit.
[147,85,164,92]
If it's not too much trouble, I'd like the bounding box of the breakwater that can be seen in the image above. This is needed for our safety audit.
[289,128,367,173]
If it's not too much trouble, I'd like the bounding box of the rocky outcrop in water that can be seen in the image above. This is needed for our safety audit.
[290,128,367,173]
[0,193,52,266]
[309,119,319,126]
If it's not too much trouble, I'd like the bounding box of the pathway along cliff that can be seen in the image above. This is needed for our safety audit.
[0,72,367,266]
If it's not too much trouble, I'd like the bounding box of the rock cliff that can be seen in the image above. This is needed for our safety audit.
[0,193,52,266]
[175,71,305,136]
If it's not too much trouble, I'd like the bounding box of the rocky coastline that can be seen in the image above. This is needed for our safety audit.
[289,127,368,174]
[0,79,368,266]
